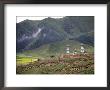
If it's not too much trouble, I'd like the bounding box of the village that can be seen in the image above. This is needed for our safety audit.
[47,43,91,61]
[61,43,86,58]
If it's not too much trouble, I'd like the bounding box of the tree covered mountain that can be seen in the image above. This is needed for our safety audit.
[16,16,94,52]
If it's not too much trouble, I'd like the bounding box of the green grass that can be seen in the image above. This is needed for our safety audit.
[16,56,38,65]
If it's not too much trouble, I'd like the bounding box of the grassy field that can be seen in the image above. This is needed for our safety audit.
[16,54,94,74]
[16,56,38,66]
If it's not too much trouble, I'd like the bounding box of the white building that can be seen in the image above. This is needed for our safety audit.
[80,43,85,54]
[66,45,70,54]
[74,48,77,54]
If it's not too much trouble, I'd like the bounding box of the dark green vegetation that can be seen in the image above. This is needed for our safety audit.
[16,54,94,74]
[16,16,94,74]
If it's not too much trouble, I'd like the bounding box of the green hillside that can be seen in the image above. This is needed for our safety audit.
[17,40,94,59]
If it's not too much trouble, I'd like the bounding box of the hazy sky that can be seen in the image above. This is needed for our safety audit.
[16,16,64,23]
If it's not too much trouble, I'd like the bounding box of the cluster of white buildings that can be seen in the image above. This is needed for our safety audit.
[66,43,85,55]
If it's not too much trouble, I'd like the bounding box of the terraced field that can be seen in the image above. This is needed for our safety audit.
[16,54,94,74]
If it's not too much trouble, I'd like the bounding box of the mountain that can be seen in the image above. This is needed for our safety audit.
[16,16,94,52]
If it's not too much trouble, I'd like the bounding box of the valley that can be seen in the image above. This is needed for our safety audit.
[16,16,94,74]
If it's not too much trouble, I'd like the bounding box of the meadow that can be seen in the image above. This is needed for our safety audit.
[16,56,38,66]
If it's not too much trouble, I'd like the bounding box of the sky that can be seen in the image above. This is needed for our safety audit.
[16,16,64,23]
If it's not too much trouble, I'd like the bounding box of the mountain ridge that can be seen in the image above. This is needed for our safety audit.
[16,16,94,52]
